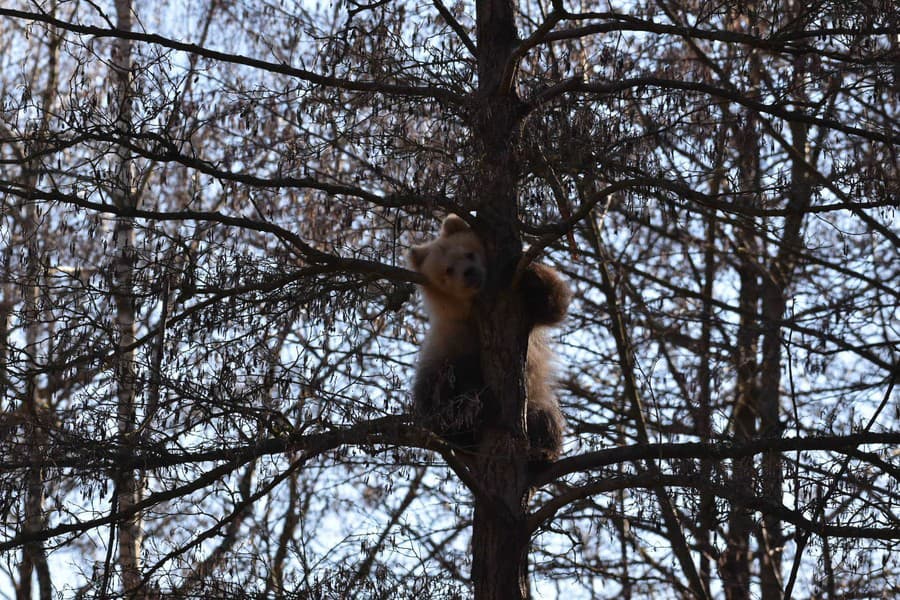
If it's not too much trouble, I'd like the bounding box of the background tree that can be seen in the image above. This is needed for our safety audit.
[0,0,897,598]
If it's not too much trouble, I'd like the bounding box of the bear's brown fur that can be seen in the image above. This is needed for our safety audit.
[408,214,570,462]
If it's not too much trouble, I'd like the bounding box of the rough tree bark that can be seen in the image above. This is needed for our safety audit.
[468,0,534,598]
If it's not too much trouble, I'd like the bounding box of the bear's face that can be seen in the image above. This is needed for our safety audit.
[409,215,486,302]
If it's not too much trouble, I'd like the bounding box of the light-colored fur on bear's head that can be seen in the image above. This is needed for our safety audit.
[408,215,486,320]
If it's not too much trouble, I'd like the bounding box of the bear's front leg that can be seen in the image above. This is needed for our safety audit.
[519,263,571,326]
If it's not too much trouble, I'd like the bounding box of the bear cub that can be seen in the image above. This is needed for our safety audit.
[408,214,570,462]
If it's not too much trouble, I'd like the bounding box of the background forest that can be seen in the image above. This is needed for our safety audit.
[0,0,898,598]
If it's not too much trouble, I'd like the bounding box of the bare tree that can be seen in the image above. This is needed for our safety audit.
[0,0,897,598]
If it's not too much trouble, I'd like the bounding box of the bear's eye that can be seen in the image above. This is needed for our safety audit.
[465,252,475,260]
[446,266,454,275]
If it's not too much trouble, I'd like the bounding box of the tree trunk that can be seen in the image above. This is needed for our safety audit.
[468,233,533,598]
[15,6,61,597]
[757,100,812,600]
[723,229,760,600]
[18,204,52,600]
[468,1,535,598]
[721,9,763,595]
[697,171,721,592]
[111,0,143,594]
[471,447,532,599]
[722,105,762,600]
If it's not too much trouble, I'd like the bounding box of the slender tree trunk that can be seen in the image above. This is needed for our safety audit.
[697,170,721,592]
[111,0,143,594]
[721,6,765,594]
[758,287,784,600]
[757,89,811,599]
[722,89,762,600]
[722,230,759,600]
[266,471,300,597]
[15,6,61,597]
[17,207,52,600]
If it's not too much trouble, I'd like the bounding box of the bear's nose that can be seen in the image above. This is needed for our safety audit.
[463,267,483,289]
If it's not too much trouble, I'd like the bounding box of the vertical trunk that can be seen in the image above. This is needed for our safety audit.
[469,1,533,598]
[470,458,532,599]
[720,5,765,595]
[616,409,633,600]
[757,93,811,600]
[722,230,759,600]
[892,10,900,92]
[697,172,720,591]
[757,286,783,600]
[17,207,52,600]
[470,227,538,600]
[111,0,142,594]
[722,52,762,600]
[267,471,301,596]
[15,6,60,597]
[475,0,518,99]
[696,130,729,588]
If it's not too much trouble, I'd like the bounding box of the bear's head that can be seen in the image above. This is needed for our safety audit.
[408,215,486,303]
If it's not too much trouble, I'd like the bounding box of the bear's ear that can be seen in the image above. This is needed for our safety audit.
[440,214,470,237]
[408,244,430,271]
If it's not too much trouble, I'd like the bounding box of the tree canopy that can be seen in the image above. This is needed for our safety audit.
[1,0,897,598]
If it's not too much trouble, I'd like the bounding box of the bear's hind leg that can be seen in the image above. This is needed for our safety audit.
[527,404,564,463]
[412,354,485,450]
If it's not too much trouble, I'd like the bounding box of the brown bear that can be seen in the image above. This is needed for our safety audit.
[407,214,570,462]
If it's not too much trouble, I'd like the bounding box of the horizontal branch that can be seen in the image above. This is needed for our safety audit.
[529,471,900,541]
[0,415,444,552]
[5,423,898,550]
[529,76,898,146]
[533,12,895,67]
[51,127,429,210]
[614,256,897,371]
[532,431,900,487]
[0,8,464,105]
[0,182,425,286]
